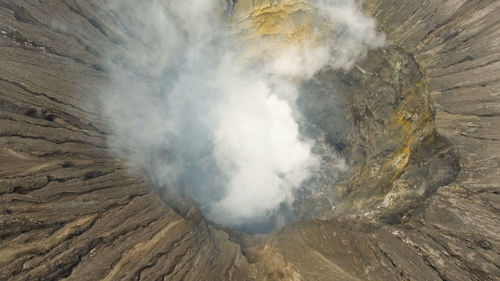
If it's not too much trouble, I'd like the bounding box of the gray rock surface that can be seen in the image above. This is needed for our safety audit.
[0,0,498,280]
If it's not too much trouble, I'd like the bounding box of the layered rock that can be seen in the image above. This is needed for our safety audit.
[0,0,498,280]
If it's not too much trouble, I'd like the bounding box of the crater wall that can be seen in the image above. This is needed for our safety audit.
[0,1,498,280]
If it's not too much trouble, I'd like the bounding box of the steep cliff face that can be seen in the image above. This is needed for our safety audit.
[0,1,498,281]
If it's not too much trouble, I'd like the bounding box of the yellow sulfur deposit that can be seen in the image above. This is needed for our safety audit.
[228,0,328,55]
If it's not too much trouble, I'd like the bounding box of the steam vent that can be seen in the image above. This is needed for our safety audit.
[1,0,499,280]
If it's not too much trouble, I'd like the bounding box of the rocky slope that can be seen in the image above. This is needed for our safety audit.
[0,0,499,280]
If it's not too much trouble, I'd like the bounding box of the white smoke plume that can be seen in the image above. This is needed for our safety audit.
[98,0,384,231]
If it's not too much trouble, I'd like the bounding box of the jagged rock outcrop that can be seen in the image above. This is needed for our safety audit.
[0,0,498,280]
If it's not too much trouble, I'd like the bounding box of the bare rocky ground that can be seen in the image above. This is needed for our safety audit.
[0,0,499,280]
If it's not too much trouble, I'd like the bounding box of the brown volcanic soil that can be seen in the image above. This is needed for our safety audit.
[1,1,499,280]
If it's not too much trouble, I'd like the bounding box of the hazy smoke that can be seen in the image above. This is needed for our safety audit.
[99,0,383,231]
